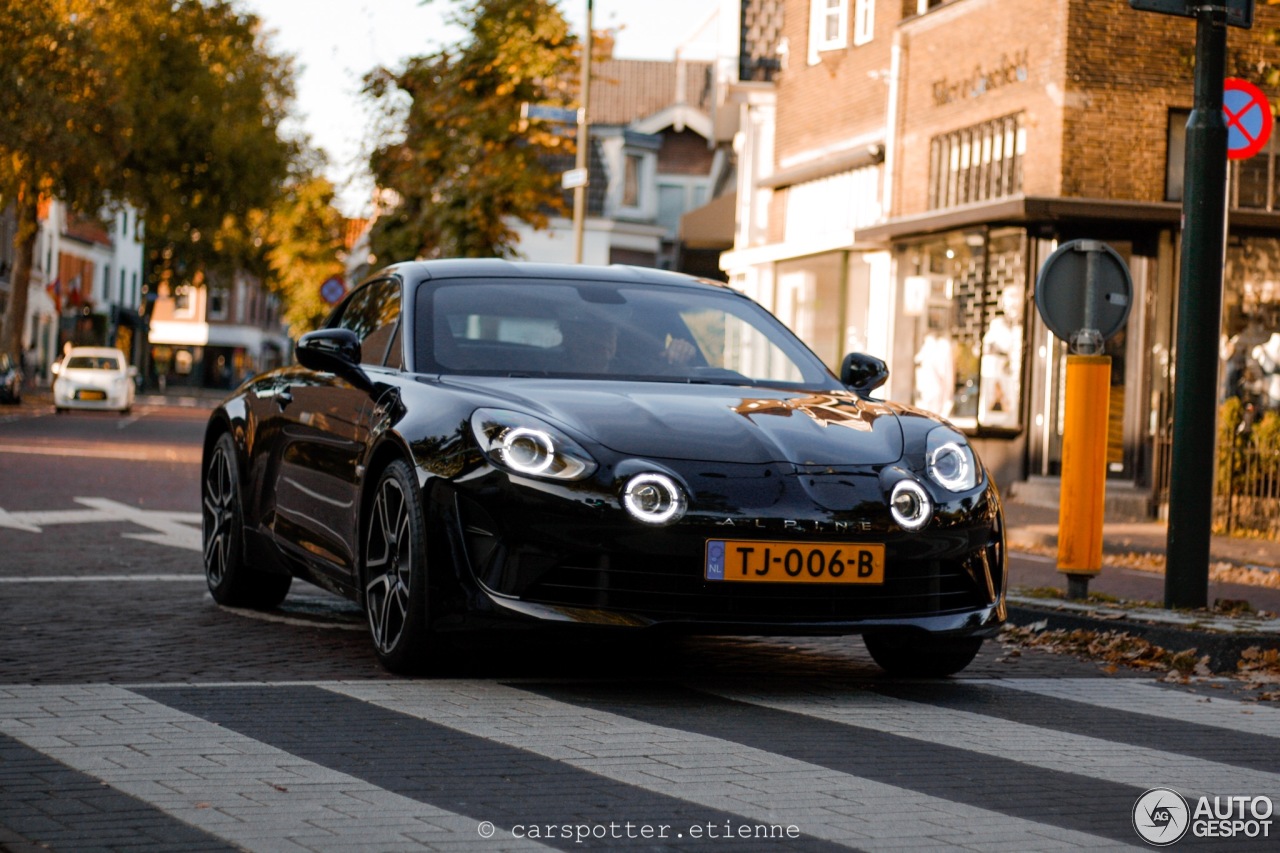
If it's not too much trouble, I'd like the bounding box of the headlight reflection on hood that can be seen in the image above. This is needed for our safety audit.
[471,409,597,481]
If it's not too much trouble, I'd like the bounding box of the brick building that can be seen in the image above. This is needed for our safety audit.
[714,0,1280,517]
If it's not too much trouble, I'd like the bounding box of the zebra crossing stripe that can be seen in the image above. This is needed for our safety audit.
[981,678,1280,738]
[703,682,1280,809]
[0,685,551,852]
[864,680,1280,775]
[330,680,1136,851]
[0,732,236,852]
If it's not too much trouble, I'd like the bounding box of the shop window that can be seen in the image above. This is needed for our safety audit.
[808,0,847,64]
[1223,236,1280,409]
[906,229,1026,431]
[928,114,1024,210]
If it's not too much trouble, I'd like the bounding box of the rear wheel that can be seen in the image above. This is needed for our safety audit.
[202,433,291,608]
[863,633,983,677]
[363,459,431,673]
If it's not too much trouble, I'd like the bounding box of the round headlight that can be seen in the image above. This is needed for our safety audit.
[929,442,972,490]
[498,427,555,475]
[622,473,687,525]
[926,427,980,492]
[470,409,597,481]
[890,479,933,531]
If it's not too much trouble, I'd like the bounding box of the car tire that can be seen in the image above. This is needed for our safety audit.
[863,633,983,677]
[362,459,432,674]
[202,432,292,609]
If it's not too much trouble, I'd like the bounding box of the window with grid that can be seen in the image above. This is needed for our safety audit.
[928,114,1024,210]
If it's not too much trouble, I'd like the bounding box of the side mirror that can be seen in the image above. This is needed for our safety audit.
[840,352,889,398]
[296,328,376,394]
[297,328,362,374]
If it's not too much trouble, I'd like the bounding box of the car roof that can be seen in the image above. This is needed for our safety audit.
[65,347,127,357]
[376,258,732,292]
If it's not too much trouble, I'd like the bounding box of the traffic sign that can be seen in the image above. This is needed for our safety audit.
[1129,0,1254,29]
[561,168,589,190]
[520,103,580,124]
[319,275,346,305]
[1224,78,1273,159]
[1035,240,1132,353]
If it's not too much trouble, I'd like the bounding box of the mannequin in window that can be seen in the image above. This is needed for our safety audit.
[979,284,1023,427]
[914,307,955,418]
[1224,316,1268,402]
[1251,331,1280,409]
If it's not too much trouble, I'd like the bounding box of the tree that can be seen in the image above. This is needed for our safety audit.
[0,0,121,361]
[113,0,295,289]
[0,0,295,362]
[363,0,578,262]
[263,173,349,335]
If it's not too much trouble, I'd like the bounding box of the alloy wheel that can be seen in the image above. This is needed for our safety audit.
[202,442,236,588]
[365,476,413,655]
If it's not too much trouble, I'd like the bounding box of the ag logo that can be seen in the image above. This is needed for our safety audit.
[1133,787,1190,846]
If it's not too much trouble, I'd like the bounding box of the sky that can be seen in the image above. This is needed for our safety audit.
[243,0,721,217]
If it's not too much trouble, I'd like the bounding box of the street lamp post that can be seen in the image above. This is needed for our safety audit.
[1166,6,1228,609]
[572,1,593,264]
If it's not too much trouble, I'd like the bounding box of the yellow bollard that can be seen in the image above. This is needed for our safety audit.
[1057,355,1111,597]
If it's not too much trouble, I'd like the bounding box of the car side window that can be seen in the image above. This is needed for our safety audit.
[335,279,402,368]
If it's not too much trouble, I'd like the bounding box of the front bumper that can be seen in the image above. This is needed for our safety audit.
[54,384,131,411]
[441,467,1006,638]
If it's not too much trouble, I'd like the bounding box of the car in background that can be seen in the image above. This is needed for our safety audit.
[52,346,137,414]
[201,260,1006,677]
[0,352,20,405]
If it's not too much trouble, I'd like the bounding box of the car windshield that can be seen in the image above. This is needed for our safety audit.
[416,278,835,388]
[67,355,121,371]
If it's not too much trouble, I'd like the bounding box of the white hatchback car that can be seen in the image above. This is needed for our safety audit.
[52,346,137,414]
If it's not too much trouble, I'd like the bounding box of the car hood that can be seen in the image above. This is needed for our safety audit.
[442,377,904,465]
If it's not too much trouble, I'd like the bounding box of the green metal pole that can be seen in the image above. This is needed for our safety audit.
[1166,7,1228,610]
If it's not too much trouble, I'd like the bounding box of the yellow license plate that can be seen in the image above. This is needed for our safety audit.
[77,390,107,401]
[705,539,885,584]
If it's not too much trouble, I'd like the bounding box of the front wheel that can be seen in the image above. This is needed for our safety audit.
[863,633,983,677]
[362,459,431,673]
[202,433,291,609]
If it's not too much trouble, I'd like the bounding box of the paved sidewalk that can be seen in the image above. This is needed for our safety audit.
[1003,499,1280,611]
[1003,497,1280,669]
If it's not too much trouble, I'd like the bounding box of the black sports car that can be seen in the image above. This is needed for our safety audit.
[202,260,1005,675]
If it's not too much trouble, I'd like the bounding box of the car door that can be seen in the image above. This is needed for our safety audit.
[270,279,403,585]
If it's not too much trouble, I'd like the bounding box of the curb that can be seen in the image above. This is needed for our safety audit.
[1007,603,1280,673]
